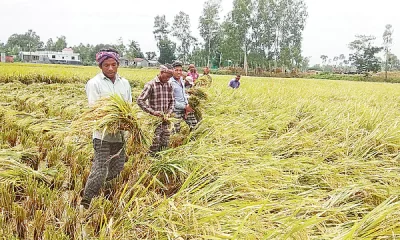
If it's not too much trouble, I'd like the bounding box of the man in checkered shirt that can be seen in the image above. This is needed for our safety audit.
[137,65,175,154]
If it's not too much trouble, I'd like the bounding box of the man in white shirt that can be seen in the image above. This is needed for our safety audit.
[81,49,132,209]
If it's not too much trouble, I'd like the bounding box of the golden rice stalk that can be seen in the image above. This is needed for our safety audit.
[0,157,56,185]
[195,75,212,87]
[188,87,208,100]
[78,94,151,151]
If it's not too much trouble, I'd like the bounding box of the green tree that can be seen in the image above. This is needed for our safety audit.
[199,0,222,67]
[349,35,382,74]
[145,51,157,60]
[153,15,175,64]
[158,39,176,64]
[153,15,170,41]
[6,29,43,54]
[45,38,54,51]
[383,24,393,80]
[126,40,144,59]
[172,11,196,64]
[115,37,127,57]
[73,43,94,65]
[54,36,67,51]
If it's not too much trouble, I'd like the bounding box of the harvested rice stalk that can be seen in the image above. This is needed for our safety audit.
[0,157,56,185]
[188,96,203,121]
[77,94,151,152]
[188,87,208,100]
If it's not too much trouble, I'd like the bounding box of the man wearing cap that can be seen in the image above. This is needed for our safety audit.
[170,61,198,133]
[137,65,175,155]
[81,49,132,209]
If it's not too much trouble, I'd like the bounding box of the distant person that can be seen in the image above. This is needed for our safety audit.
[170,61,197,132]
[81,49,132,209]
[187,64,199,82]
[196,67,213,87]
[137,65,175,155]
[229,75,241,89]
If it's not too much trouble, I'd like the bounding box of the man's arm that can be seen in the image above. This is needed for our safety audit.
[85,80,99,107]
[167,87,175,114]
[137,83,157,116]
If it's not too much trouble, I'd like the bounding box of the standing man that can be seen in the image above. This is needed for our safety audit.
[170,61,198,132]
[81,49,132,209]
[229,75,241,89]
[137,65,175,155]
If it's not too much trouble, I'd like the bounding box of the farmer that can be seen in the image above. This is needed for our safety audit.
[170,61,197,133]
[187,64,199,82]
[137,65,175,155]
[81,49,132,209]
[196,67,212,87]
[229,75,241,89]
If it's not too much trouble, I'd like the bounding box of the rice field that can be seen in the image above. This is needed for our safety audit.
[0,63,400,239]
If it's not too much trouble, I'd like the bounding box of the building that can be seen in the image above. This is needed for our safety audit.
[119,57,150,67]
[19,48,81,65]
[133,58,149,67]
[148,60,160,67]
[0,53,13,63]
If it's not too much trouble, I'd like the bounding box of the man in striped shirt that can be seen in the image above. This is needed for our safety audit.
[137,65,175,154]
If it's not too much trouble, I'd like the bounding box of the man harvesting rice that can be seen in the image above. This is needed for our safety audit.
[81,49,132,209]
[229,75,241,89]
[170,61,198,133]
[137,65,175,155]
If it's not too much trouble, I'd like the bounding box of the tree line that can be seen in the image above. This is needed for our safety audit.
[0,0,309,70]
[313,24,398,78]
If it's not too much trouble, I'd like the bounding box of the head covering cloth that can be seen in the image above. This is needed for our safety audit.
[96,51,120,66]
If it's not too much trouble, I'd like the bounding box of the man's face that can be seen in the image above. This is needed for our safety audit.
[204,68,210,75]
[173,66,183,79]
[160,71,173,83]
[235,76,241,81]
[100,58,118,80]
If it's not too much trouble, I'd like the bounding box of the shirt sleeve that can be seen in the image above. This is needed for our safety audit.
[127,82,133,103]
[137,83,156,115]
[85,80,99,107]
[168,86,175,114]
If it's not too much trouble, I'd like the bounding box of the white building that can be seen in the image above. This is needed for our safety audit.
[20,48,81,65]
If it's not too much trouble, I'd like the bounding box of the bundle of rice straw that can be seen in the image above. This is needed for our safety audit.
[78,94,151,152]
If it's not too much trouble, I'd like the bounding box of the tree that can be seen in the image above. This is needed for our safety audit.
[153,15,176,64]
[45,38,54,51]
[199,0,222,67]
[320,55,328,64]
[115,37,127,57]
[6,29,43,54]
[383,24,393,80]
[158,39,176,64]
[349,35,382,74]
[145,51,157,60]
[73,43,95,65]
[126,40,144,59]
[54,36,67,51]
[172,11,196,64]
[153,15,170,41]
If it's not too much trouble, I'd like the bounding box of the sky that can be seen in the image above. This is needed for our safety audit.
[1,0,399,65]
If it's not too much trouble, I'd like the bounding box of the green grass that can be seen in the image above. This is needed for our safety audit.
[0,63,399,239]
